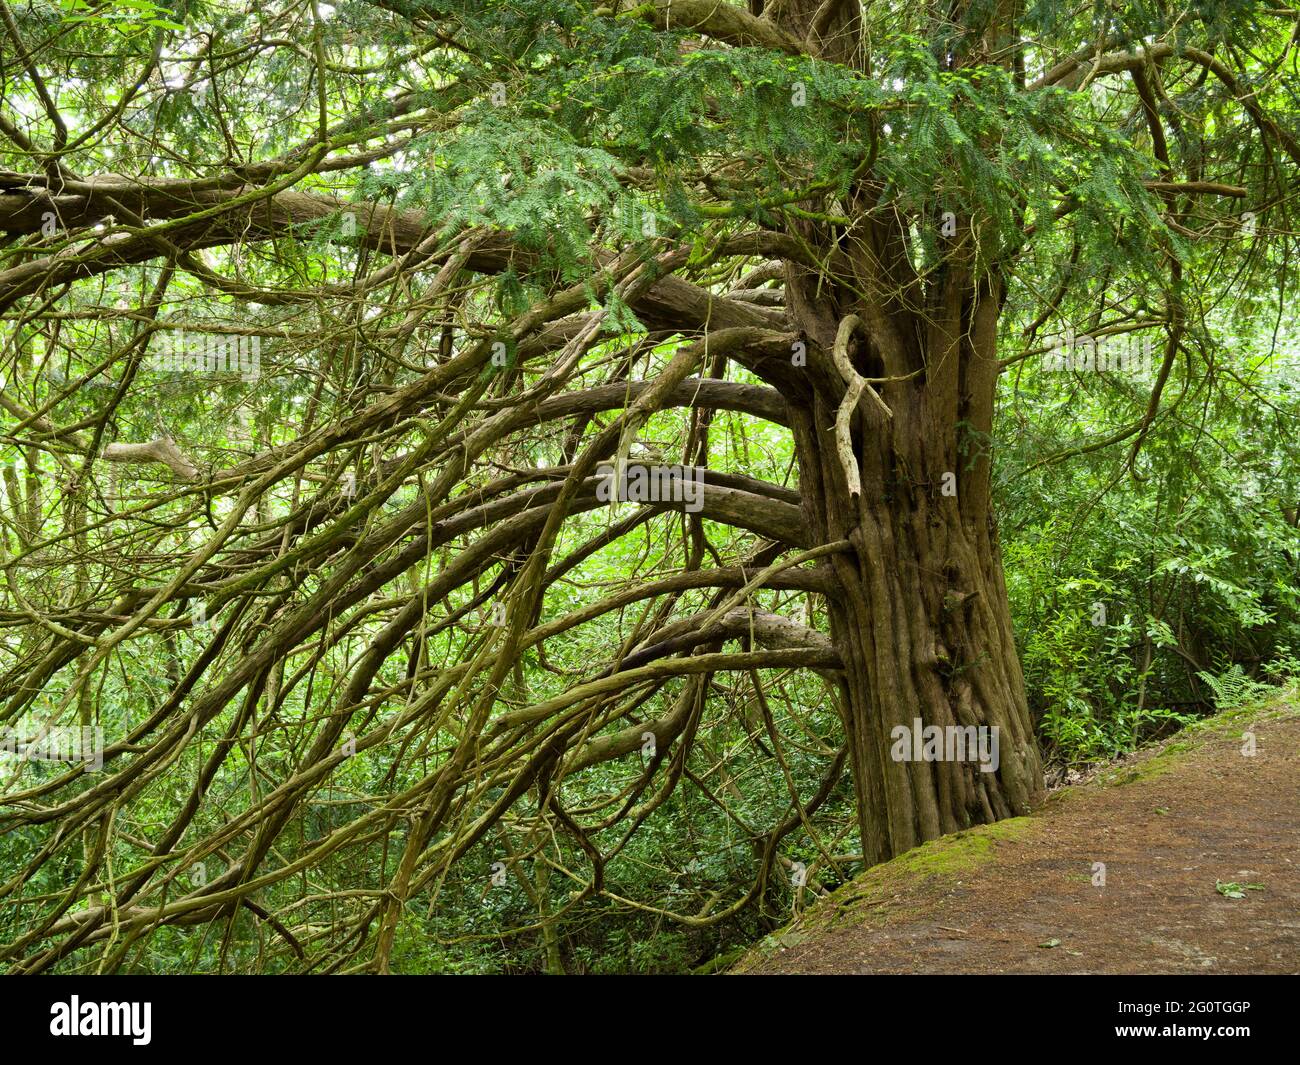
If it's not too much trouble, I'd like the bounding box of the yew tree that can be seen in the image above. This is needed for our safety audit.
[0,0,1296,971]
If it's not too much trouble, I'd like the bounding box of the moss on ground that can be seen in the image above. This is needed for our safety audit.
[1097,694,1298,787]
[885,816,1036,876]
[728,816,1040,971]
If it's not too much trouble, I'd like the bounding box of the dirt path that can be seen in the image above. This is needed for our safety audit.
[735,702,1300,975]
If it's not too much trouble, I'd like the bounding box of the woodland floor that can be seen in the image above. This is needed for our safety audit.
[732,698,1300,975]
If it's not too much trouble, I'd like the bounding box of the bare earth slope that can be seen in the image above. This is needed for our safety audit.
[734,699,1299,975]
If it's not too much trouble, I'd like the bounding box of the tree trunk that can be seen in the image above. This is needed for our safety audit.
[757,0,1044,868]
[784,276,1044,865]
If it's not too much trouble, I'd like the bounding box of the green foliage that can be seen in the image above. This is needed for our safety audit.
[999,301,1300,761]
[1196,664,1274,711]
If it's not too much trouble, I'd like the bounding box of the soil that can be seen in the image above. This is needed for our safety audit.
[733,700,1300,974]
